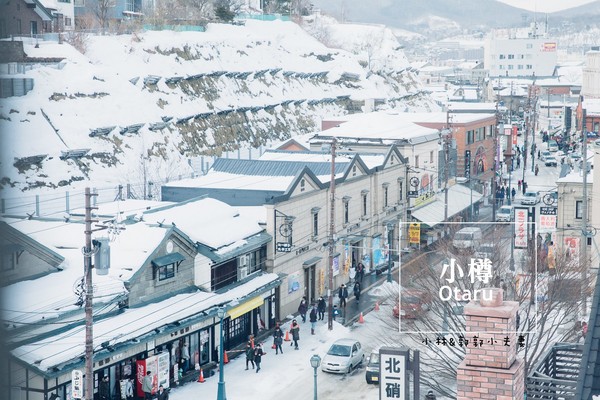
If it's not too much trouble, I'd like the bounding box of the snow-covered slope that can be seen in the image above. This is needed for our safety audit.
[0,19,436,196]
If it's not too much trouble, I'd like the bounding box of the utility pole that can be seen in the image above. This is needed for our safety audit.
[84,188,98,400]
[492,84,500,222]
[581,107,589,319]
[443,110,451,222]
[328,138,337,331]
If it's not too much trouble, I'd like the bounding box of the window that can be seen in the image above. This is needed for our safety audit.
[383,185,389,208]
[518,54,524,59]
[576,200,583,219]
[58,0,71,2]
[249,246,267,273]
[526,43,533,49]
[352,166,357,177]
[157,264,175,281]
[415,155,419,168]
[475,127,485,141]
[508,65,514,70]
[466,130,474,145]
[343,198,350,224]
[499,54,505,59]
[499,65,504,70]
[1,252,16,271]
[518,65,523,70]
[300,179,305,192]
[313,211,319,237]
[30,21,38,35]
[508,54,514,59]
[398,180,403,201]
[16,19,21,34]
[526,65,533,69]
[430,151,434,163]
[65,17,72,26]
[74,0,85,5]
[362,193,368,216]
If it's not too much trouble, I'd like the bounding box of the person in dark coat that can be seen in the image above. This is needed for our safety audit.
[245,342,255,370]
[290,319,300,350]
[317,296,326,321]
[254,344,265,372]
[356,262,365,283]
[338,284,349,308]
[353,281,361,302]
[298,297,308,323]
[273,323,284,354]
[511,187,516,201]
[309,304,318,335]
[99,376,110,400]
[157,385,168,400]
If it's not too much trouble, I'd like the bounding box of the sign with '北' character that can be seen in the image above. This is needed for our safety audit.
[379,347,412,399]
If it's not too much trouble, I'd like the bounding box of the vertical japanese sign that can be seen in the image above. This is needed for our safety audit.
[332,255,340,277]
[71,370,83,399]
[512,125,518,145]
[514,207,529,249]
[379,347,408,400]
[408,223,420,244]
[344,243,350,274]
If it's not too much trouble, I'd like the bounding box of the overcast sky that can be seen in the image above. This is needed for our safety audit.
[497,0,597,13]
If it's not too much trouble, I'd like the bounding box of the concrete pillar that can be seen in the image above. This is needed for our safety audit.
[457,288,525,399]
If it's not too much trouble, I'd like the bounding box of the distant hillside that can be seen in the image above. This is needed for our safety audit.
[311,0,600,36]
[0,20,436,195]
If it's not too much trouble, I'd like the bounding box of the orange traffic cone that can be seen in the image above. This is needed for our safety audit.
[374,302,380,311]
[358,312,365,324]
[197,368,205,383]
[284,330,291,341]
[223,350,229,364]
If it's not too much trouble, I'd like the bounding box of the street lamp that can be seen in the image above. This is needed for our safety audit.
[310,354,321,400]
[217,307,227,400]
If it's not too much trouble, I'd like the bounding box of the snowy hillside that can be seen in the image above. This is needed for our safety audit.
[0,19,436,197]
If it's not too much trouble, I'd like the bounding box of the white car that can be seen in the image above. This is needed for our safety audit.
[540,151,551,162]
[321,338,364,374]
[521,191,540,205]
[496,205,513,222]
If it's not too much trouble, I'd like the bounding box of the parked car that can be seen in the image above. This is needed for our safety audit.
[521,191,540,205]
[547,140,559,152]
[321,339,364,374]
[452,227,483,251]
[365,348,380,384]
[496,205,513,222]
[544,156,557,167]
[540,151,551,162]
[393,289,432,319]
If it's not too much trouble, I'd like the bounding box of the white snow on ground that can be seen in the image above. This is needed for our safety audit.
[168,283,452,400]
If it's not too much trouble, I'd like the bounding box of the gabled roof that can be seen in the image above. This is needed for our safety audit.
[0,221,64,271]
[211,157,348,177]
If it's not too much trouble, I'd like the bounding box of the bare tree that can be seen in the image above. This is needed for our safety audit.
[366,226,590,398]
[90,0,116,34]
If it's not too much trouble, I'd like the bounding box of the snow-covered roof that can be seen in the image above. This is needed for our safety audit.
[583,99,600,115]
[314,111,439,141]
[11,272,280,373]
[258,149,386,170]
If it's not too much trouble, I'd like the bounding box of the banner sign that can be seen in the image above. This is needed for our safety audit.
[514,207,529,249]
[408,223,420,244]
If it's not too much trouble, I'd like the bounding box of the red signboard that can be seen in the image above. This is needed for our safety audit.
[514,207,528,249]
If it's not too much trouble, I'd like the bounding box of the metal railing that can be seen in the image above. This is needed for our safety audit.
[526,343,583,399]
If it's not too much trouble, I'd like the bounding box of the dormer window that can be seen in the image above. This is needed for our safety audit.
[300,179,306,192]
[352,166,357,177]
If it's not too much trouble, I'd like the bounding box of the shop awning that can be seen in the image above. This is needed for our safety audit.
[151,252,185,267]
[410,184,483,228]
[227,295,264,320]
[303,256,322,266]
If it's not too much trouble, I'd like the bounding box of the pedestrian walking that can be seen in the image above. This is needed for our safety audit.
[298,297,308,323]
[290,319,300,350]
[254,343,265,373]
[142,371,153,400]
[333,305,340,321]
[317,296,326,321]
[356,262,365,283]
[511,187,516,202]
[535,165,539,176]
[273,323,284,354]
[157,385,169,400]
[538,150,541,159]
[245,342,255,370]
[518,180,522,191]
[180,342,190,373]
[99,376,110,400]
[353,281,361,302]
[517,156,521,168]
[309,304,318,335]
[338,284,349,308]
